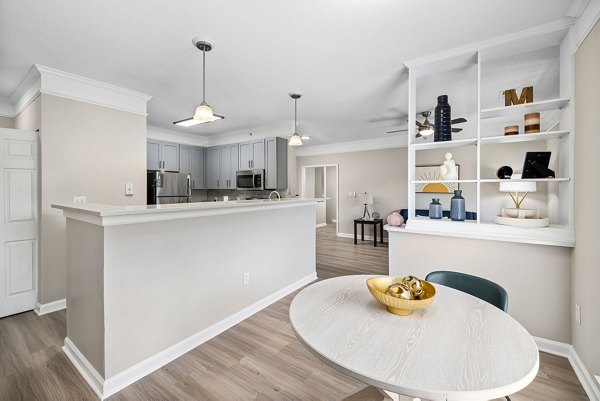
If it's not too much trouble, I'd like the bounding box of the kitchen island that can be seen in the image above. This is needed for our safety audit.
[52,199,317,399]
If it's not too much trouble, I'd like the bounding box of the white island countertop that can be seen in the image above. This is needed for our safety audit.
[52,198,317,226]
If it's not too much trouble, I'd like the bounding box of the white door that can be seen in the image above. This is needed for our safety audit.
[0,128,38,317]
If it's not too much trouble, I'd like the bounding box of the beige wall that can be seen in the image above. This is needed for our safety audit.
[0,116,14,128]
[325,166,337,223]
[572,20,600,377]
[388,232,572,342]
[14,95,41,131]
[298,148,406,237]
[39,94,147,303]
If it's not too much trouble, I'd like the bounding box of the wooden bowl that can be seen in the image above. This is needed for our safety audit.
[366,277,436,316]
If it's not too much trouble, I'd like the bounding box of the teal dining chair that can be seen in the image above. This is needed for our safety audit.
[425,270,511,401]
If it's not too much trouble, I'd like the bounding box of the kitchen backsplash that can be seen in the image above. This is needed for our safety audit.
[192,188,295,202]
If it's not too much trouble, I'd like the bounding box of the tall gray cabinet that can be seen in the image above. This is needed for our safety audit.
[265,137,288,189]
[180,146,205,189]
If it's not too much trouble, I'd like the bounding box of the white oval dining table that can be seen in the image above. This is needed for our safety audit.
[289,275,539,401]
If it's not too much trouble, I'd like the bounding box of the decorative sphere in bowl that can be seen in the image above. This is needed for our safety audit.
[367,276,436,316]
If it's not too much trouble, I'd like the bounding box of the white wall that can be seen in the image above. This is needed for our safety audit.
[388,231,572,342]
[25,94,147,304]
[0,116,14,128]
[572,17,600,378]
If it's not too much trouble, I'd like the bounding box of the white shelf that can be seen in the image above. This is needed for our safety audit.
[480,178,570,183]
[480,130,570,144]
[411,138,478,150]
[480,98,570,119]
[411,180,478,184]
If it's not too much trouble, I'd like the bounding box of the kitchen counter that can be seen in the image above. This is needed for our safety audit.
[52,198,316,226]
[52,199,317,398]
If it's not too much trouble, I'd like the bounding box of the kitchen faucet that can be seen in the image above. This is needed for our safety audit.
[268,191,281,201]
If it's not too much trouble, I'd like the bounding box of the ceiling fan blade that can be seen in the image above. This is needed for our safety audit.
[450,118,467,124]
[387,129,408,134]
[415,132,422,138]
[451,128,463,133]
[415,121,425,128]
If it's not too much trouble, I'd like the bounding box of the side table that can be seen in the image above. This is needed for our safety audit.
[353,218,384,247]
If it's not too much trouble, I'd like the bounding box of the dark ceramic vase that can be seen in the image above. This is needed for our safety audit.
[450,190,466,221]
[429,198,443,219]
[434,95,452,142]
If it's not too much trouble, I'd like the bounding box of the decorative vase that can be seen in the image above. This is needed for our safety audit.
[450,190,466,221]
[429,198,443,219]
[524,112,540,134]
[434,95,452,142]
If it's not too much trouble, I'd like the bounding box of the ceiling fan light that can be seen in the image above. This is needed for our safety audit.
[289,133,303,146]
[420,127,434,136]
[194,102,214,121]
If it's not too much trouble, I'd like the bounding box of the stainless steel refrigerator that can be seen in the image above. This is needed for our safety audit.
[147,171,192,205]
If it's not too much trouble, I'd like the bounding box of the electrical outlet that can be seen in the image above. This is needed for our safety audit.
[73,195,87,204]
[125,183,134,196]
[348,192,356,197]
[575,304,581,324]
[243,272,250,286]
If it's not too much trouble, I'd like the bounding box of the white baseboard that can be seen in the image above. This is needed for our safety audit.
[34,298,66,316]
[316,223,327,228]
[64,272,318,400]
[534,337,600,401]
[63,337,105,399]
[337,232,386,242]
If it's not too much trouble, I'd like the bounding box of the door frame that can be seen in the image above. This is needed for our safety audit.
[300,164,339,237]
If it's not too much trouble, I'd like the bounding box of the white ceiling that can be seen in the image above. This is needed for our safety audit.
[0,0,574,145]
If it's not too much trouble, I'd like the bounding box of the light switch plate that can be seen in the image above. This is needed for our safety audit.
[73,195,87,204]
[243,272,250,286]
[575,303,581,324]
[125,183,134,196]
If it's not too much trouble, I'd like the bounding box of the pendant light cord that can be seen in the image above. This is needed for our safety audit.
[202,48,206,103]
[294,98,298,133]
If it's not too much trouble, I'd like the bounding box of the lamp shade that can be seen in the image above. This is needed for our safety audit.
[359,192,373,205]
[194,103,214,121]
[288,133,303,146]
[498,174,537,193]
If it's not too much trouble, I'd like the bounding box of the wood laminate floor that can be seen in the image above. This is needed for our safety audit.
[0,225,589,401]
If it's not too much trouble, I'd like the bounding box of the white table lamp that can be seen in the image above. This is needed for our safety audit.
[495,174,548,227]
[359,192,373,220]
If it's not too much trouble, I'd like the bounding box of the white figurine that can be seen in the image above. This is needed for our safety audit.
[440,152,458,181]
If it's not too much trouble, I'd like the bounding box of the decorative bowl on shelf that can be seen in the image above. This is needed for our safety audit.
[366,276,436,316]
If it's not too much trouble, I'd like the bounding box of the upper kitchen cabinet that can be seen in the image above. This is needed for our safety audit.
[205,144,239,189]
[180,146,205,189]
[205,146,220,189]
[239,139,265,170]
[219,144,239,189]
[147,140,179,172]
[265,137,288,189]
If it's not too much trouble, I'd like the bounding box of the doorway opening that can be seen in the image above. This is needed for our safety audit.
[301,164,339,237]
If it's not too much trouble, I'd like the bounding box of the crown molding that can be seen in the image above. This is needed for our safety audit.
[7,65,152,118]
[295,134,408,157]
[568,0,591,18]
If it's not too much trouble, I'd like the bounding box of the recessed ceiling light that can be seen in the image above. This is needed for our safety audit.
[173,115,224,127]
[301,136,310,140]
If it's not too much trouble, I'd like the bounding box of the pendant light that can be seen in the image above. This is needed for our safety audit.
[193,38,216,122]
[289,93,303,146]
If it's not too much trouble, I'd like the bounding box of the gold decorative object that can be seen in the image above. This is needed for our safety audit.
[504,86,533,106]
[366,276,436,316]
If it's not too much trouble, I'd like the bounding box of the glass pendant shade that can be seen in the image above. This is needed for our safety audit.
[289,132,303,146]
[194,102,214,121]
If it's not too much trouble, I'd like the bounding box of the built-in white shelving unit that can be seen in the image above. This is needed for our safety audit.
[402,19,575,247]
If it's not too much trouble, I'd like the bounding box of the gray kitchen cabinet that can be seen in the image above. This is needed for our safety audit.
[265,137,288,189]
[206,146,220,189]
[191,148,205,189]
[180,146,205,189]
[147,140,179,172]
[219,144,239,189]
[147,142,160,170]
[239,139,265,170]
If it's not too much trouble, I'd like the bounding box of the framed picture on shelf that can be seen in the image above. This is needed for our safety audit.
[415,165,460,193]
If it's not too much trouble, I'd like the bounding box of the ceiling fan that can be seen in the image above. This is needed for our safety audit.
[387,111,467,139]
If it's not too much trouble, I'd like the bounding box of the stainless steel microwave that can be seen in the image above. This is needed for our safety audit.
[236,169,265,190]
